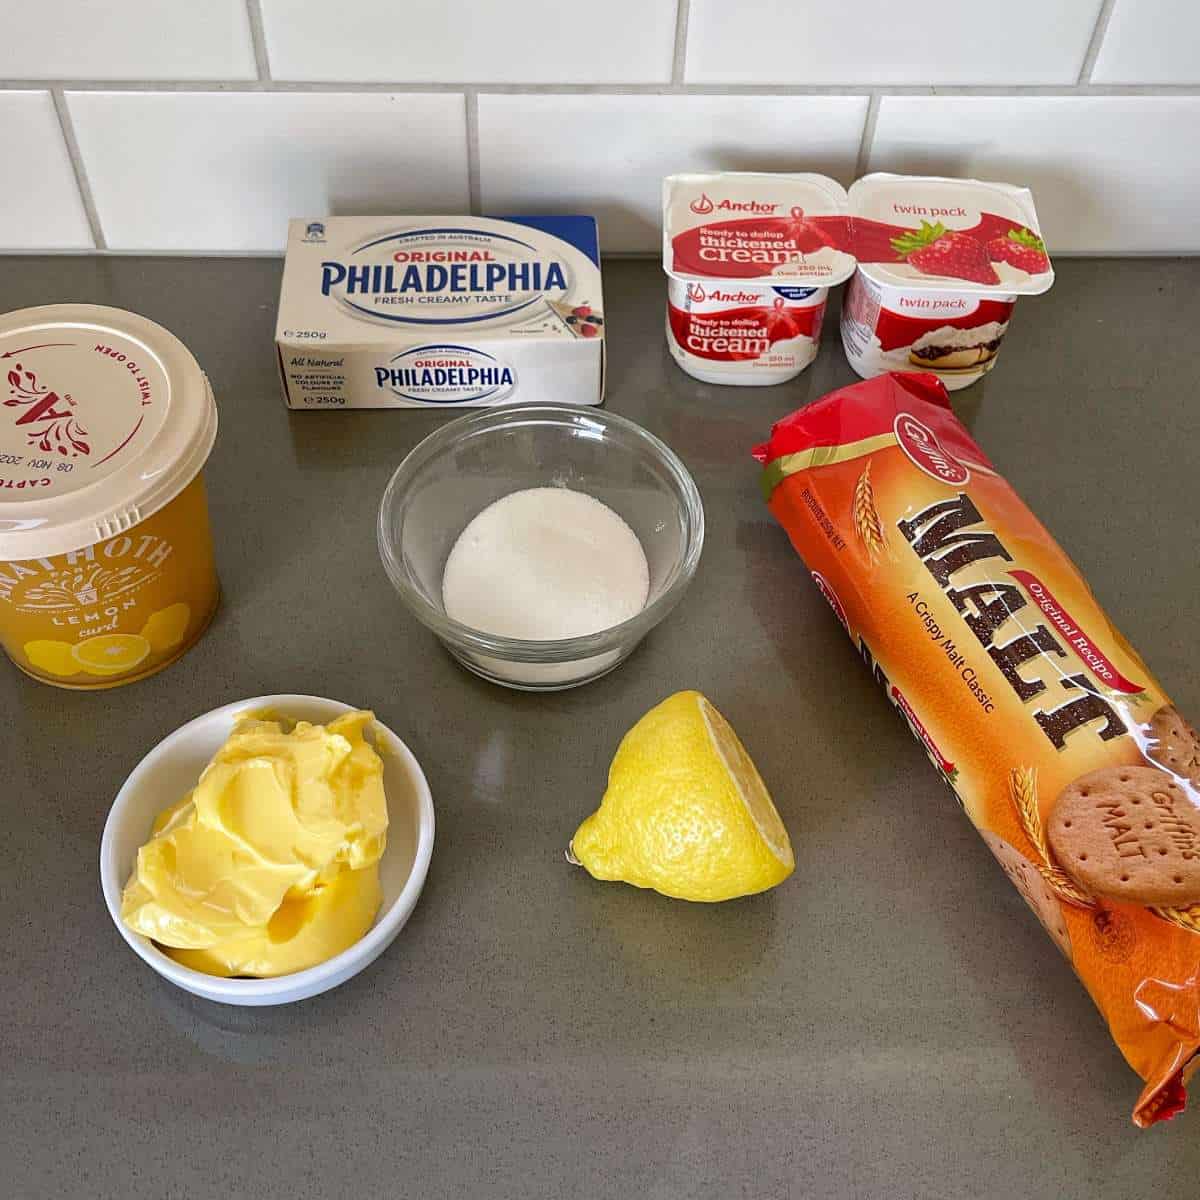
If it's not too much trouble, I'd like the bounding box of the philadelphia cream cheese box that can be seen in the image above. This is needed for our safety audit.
[276,215,605,409]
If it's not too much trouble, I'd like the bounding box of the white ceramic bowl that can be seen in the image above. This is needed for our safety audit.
[99,694,435,1006]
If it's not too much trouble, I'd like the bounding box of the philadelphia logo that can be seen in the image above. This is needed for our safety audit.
[321,227,569,326]
[374,345,516,405]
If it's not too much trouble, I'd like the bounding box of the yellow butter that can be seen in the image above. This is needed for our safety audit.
[165,865,382,978]
[121,711,388,977]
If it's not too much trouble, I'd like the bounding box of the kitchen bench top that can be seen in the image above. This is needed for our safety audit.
[3,255,1199,1199]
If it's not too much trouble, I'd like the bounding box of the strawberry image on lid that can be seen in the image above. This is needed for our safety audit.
[986,227,1050,274]
[890,221,1000,286]
[846,174,1054,296]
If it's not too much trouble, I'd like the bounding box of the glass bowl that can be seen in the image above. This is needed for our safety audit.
[378,404,704,691]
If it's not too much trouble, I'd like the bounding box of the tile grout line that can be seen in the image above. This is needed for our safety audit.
[465,90,482,214]
[1079,0,1119,83]
[245,0,272,82]
[671,0,692,85]
[49,88,106,250]
[854,93,881,179]
[0,247,1184,260]
[9,22,1199,258]
[4,80,1200,96]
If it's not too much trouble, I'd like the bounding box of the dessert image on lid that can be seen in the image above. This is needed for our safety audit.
[840,271,1018,392]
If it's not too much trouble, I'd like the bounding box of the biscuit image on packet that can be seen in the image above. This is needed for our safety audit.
[754,371,1200,1126]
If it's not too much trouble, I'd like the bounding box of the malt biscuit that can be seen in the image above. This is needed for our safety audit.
[1047,766,1200,907]
[981,831,1072,959]
[1146,704,1200,789]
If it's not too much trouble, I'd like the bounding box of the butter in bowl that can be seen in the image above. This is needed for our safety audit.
[100,695,434,1006]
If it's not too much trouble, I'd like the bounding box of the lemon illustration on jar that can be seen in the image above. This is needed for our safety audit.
[24,640,79,678]
[21,603,192,682]
[141,602,191,653]
[72,633,151,677]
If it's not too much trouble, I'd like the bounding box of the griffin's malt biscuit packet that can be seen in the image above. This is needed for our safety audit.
[754,372,1200,1126]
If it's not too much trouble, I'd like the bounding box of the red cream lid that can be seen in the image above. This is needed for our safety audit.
[663,172,856,286]
[664,171,1055,299]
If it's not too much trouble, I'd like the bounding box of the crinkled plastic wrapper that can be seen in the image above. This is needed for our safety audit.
[755,372,1200,1126]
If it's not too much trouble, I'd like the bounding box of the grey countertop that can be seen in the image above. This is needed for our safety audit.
[3,256,1199,1199]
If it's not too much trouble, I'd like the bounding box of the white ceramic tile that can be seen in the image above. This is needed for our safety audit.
[868,96,1200,253]
[67,92,469,252]
[686,0,1103,84]
[0,0,256,80]
[1091,0,1200,83]
[262,0,676,82]
[0,92,92,250]
[478,94,868,253]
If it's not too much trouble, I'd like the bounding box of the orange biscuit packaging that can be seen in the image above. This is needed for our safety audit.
[754,371,1200,1126]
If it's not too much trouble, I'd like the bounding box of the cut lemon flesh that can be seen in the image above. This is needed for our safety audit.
[702,696,794,870]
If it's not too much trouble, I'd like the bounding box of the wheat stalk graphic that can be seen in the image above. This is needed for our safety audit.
[852,462,887,562]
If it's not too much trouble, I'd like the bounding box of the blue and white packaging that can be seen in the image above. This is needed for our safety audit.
[276,215,605,409]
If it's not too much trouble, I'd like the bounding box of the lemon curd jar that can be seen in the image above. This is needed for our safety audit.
[0,305,219,689]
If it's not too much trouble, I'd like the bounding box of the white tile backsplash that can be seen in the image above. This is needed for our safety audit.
[2,2,1199,254]
[478,94,868,252]
[0,92,92,250]
[686,0,1103,85]
[66,91,469,252]
[868,96,1200,253]
[261,0,677,83]
[1091,0,1200,84]
[0,0,256,81]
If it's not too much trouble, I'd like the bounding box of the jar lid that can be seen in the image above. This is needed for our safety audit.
[0,304,217,560]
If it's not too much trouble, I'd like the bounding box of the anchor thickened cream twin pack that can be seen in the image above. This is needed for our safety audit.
[662,172,1054,390]
[276,216,605,409]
